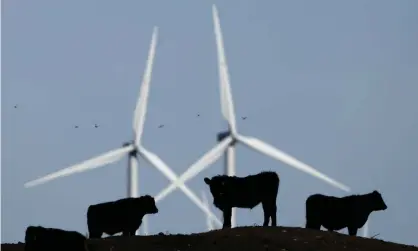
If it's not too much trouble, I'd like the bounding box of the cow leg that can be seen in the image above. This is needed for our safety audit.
[305,207,321,230]
[222,208,232,229]
[88,230,102,239]
[269,201,277,226]
[122,231,130,237]
[305,219,321,230]
[348,227,358,236]
[261,201,270,226]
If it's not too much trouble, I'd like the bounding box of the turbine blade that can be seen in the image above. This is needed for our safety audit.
[24,145,135,188]
[133,26,159,145]
[154,136,233,203]
[212,5,237,134]
[237,135,351,192]
[138,147,223,226]
[202,190,214,230]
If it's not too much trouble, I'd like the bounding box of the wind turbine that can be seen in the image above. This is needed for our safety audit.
[154,4,351,229]
[23,26,222,235]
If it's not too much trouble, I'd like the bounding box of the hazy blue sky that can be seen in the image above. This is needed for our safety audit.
[2,0,418,246]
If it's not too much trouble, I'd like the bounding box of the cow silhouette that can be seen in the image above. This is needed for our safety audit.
[305,190,388,236]
[204,171,280,228]
[24,225,88,251]
[87,195,158,238]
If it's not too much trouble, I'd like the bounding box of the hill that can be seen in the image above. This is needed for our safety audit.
[2,226,417,251]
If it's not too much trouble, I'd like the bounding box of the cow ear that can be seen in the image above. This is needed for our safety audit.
[372,190,378,194]
[204,177,211,185]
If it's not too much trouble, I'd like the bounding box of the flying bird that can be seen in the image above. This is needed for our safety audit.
[241,116,247,120]
[158,124,164,128]
[94,124,99,128]
[197,114,200,117]
[14,105,18,108]
[74,125,79,129]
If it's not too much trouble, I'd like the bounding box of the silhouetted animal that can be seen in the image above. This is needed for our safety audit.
[204,171,280,228]
[305,190,387,236]
[87,195,159,238]
[24,225,88,251]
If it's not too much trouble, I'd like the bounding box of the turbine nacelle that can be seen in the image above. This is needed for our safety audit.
[123,140,135,147]
[217,130,236,146]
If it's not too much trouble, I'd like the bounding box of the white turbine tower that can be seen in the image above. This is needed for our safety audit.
[23,26,222,235]
[154,4,351,229]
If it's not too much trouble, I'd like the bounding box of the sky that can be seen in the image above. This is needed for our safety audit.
[2,0,418,246]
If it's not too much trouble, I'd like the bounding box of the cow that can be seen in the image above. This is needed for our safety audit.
[24,225,88,251]
[87,195,158,238]
[305,190,388,236]
[204,171,280,229]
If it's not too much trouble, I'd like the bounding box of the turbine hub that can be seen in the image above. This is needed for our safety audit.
[123,140,137,156]
[217,130,236,146]
[129,148,138,156]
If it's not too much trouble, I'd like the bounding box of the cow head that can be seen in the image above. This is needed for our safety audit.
[25,226,38,242]
[140,195,159,214]
[25,226,45,242]
[204,176,230,210]
[370,190,387,211]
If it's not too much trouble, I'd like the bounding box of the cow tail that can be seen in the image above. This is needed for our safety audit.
[273,172,280,194]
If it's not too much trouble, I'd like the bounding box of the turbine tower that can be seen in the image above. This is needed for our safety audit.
[154,4,351,229]
[216,130,236,227]
[23,26,222,235]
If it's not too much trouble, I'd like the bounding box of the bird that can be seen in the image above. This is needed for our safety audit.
[14,105,18,108]
[94,124,99,128]
[158,124,164,128]
[74,125,79,129]
[241,116,247,120]
[197,113,200,117]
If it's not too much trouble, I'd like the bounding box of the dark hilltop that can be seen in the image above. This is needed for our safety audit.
[2,226,417,251]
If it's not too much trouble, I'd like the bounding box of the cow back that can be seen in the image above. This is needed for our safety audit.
[214,171,279,208]
[25,226,87,251]
[306,192,382,230]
